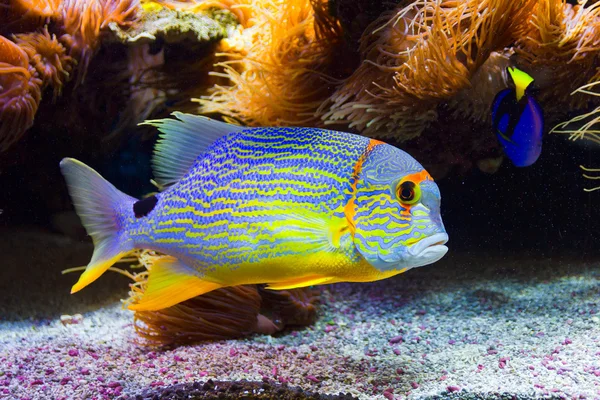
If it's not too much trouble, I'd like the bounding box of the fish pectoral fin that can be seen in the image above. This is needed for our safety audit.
[128,256,222,311]
[265,275,333,290]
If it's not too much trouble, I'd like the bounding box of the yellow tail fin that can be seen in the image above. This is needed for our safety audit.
[60,158,136,293]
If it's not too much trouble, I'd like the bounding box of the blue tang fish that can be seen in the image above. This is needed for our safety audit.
[60,113,449,311]
[491,67,544,167]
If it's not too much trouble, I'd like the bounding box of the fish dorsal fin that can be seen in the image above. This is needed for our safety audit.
[140,112,246,189]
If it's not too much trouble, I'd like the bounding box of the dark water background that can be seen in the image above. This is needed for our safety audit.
[1,123,599,259]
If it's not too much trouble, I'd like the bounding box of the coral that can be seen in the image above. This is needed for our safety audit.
[444,50,513,124]
[122,250,320,345]
[195,0,348,127]
[108,5,236,44]
[60,0,140,85]
[318,0,536,140]
[0,35,42,151]
[258,285,320,327]
[151,0,256,28]
[107,43,167,137]
[0,0,61,34]
[14,27,75,98]
[514,0,600,114]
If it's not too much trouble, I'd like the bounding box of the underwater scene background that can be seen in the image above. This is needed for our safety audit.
[1,0,600,399]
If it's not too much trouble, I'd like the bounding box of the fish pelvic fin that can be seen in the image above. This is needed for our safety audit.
[507,67,534,101]
[128,256,223,311]
[60,158,136,293]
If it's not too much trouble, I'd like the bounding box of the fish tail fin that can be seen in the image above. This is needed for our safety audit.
[507,67,534,101]
[60,158,136,293]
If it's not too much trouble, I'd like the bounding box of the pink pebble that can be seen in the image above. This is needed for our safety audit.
[68,349,78,357]
[199,371,208,377]
[447,385,460,393]
[410,382,419,389]
[107,381,121,388]
[306,375,320,383]
[389,336,403,344]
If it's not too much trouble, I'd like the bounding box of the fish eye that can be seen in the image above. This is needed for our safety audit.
[397,181,421,205]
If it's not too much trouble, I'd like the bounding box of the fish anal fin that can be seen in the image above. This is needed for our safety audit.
[128,256,222,311]
[266,276,333,291]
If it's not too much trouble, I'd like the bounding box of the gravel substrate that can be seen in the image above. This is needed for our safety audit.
[1,229,599,399]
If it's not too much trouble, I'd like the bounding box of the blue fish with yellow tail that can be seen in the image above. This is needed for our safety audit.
[60,113,448,311]
[491,67,544,167]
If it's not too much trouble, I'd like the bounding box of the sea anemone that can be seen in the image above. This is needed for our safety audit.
[121,250,320,345]
[12,0,61,19]
[0,34,42,151]
[318,0,536,141]
[14,27,75,98]
[514,0,600,114]
[0,0,61,35]
[258,285,320,327]
[444,50,513,124]
[123,251,262,345]
[195,0,347,127]
[60,0,140,85]
[551,78,600,191]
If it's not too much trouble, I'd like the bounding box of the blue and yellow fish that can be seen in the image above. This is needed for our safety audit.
[491,67,544,167]
[61,113,448,311]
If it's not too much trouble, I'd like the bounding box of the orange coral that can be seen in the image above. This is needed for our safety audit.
[0,35,42,151]
[60,0,140,85]
[318,0,536,140]
[515,0,600,112]
[11,0,61,19]
[14,27,75,98]
[445,50,513,124]
[196,0,346,127]
[133,284,263,345]
[122,250,320,345]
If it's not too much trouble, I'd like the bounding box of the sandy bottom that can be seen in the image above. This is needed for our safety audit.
[1,229,599,399]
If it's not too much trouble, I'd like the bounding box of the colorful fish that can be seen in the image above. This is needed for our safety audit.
[491,67,544,167]
[60,113,449,311]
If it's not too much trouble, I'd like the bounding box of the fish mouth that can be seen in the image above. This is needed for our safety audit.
[408,233,449,268]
